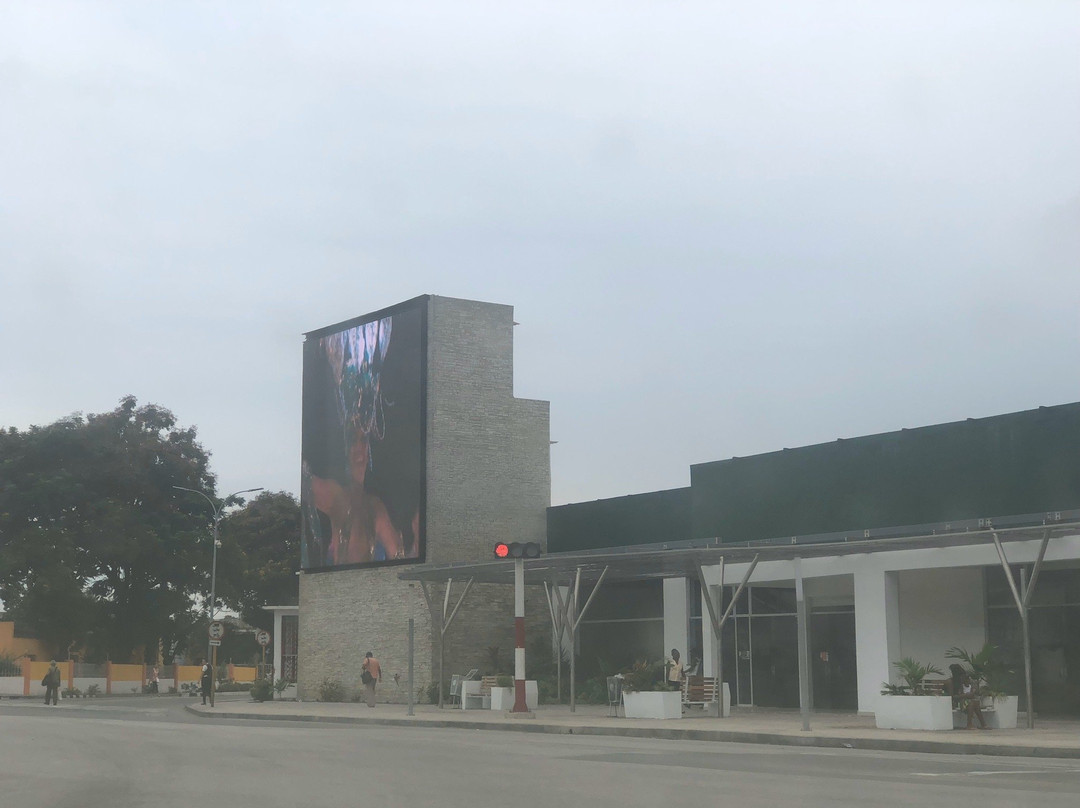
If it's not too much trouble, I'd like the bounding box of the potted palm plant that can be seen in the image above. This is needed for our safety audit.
[620,660,681,720]
[946,644,1017,729]
[489,674,514,711]
[876,657,952,730]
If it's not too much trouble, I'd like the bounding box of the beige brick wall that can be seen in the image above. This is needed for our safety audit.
[299,296,551,701]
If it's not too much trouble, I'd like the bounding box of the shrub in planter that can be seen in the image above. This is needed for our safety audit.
[880,657,944,696]
[273,678,292,697]
[877,658,951,730]
[250,679,274,702]
[318,678,347,703]
[85,683,101,697]
[621,660,674,693]
[495,674,513,688]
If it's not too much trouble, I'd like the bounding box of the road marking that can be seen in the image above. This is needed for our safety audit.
[913,769,1080,777]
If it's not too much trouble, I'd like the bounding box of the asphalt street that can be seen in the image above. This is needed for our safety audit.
[3,695,1080,808]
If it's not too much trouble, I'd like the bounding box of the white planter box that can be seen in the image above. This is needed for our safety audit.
[875,695,953,730]
[489,682,538,711]
[986,695,1018,729]
[623,690,683,720]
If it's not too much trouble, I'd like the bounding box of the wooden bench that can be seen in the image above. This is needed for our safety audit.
[682,676,720,708]
[462,675,499,710]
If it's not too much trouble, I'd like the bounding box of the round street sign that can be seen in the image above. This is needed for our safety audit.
[208,621,225,640]
[256,629,270,646]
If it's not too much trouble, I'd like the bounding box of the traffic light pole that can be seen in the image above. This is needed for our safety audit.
[512,558,529,713]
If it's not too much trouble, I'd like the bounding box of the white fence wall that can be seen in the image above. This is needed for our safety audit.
[0,676,23,695]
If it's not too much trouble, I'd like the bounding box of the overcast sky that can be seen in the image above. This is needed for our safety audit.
[1,2,1077,507]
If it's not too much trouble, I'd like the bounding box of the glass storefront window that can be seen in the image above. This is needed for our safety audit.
[750,586,796,615]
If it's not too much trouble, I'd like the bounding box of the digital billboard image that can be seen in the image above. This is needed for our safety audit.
[301,299,426,570]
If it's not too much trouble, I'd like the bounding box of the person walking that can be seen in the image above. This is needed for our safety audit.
[200,659,213,706]
[42,660,61,706]
[361,652,381,708]
[149,665,160,694]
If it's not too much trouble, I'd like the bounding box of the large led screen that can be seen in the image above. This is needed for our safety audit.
[301,298,426,570]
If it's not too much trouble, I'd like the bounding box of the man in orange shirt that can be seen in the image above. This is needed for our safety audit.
[362,652,381,707]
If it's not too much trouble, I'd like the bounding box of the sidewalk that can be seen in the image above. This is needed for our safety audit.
[186,699,1080,759]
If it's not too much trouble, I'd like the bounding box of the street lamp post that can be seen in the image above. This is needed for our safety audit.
[173,485,263,705]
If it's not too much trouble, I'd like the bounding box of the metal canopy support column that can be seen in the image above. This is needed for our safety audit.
[561,565,609,713]
[420,577,474,709]
[794,556,811,731]
[991,530,1050,729]
[695,554,759,719]
[543,583,565,704]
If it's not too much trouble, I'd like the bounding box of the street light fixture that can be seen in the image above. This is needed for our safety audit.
[173,485,263,675]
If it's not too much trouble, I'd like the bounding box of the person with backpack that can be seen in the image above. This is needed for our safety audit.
[361,652,381,707]
[42,660,61,706]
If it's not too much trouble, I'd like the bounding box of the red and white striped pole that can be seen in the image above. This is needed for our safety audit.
[512,557,528,713]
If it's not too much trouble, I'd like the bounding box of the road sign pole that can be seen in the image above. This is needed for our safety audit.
[210,644,217,708]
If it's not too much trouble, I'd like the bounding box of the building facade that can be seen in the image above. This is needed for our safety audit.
[297,296,550,701]
[551,403,1080,715]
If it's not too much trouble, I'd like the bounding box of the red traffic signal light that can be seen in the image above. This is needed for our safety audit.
[493,542,542,559]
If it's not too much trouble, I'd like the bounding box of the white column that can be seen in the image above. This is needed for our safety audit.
[701,585,720,678]
[663,578,689,663]
[854,567,900,714]
[273,610,283,683]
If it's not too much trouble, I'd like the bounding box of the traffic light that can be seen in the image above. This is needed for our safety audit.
[493,541,541,559]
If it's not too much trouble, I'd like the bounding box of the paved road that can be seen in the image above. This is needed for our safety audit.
[3,696,1080,808]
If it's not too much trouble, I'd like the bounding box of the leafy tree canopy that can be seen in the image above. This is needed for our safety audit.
[216,491,300,631]
[0,396,218,662]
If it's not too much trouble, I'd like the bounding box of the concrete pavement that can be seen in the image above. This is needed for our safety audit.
[5,698,1080,808]
[185,698,1080,759]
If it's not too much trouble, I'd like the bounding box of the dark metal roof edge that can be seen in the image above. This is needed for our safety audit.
[398,513,1080,583]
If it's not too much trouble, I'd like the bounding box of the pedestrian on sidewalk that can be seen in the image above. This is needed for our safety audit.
[42,661,61,705]
[361,652,381,707]
[149,665,160,694]
[200,659,213,706]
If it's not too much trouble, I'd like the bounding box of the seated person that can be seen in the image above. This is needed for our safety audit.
[946,663,988,730]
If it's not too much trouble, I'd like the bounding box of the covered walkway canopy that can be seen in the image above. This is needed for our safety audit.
[400,513,1080,724]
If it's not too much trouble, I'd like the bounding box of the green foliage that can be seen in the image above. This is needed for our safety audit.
[63,687,81,698]
[215,681,253,692]
[621,659,672,693]
[0,397,217,662]
[85,683,101,697]
[318,677,347,702]
[0,652,22,677]
[881,657,944,695]
[946,643,1012,698]
[425,680,442,705]
[273,677,292,695]
[215,492,300,630]
[495,674,513,688]
[250,678,274,702]
[484,645,511,676]
[576,677,609,704]
[537,676,561,704]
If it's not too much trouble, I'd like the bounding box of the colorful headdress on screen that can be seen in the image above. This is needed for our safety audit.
[323,317,393,442]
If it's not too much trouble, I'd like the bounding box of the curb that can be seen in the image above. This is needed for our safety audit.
[182,705,1080,760]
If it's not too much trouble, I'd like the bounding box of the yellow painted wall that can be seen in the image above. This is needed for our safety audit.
[231,666,257,683]
[110,663,143,682]
[176,665,203,683]
[28,660,72,681]
[0,622,52,661]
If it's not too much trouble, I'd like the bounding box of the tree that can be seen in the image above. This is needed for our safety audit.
[215,491,300,631]
[0,396,217,662]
